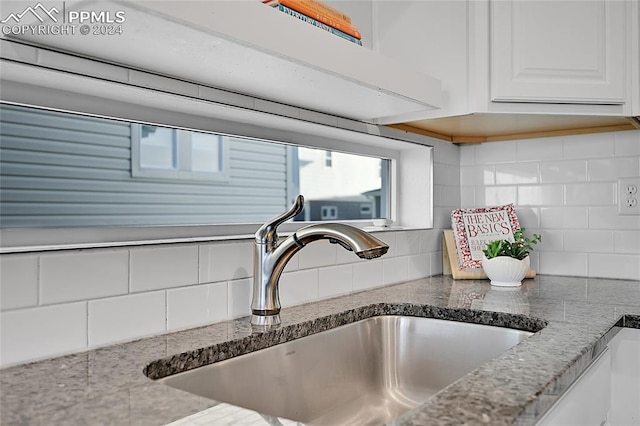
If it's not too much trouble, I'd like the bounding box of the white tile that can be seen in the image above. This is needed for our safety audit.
[435,141,460,166]
[588,158,639,182]
[565,183,615,206]
[539,207,588,229]
[460,165,495,186]
[459,145,476,166]
[0,302,87,367]
[614,231,640,254]
[614,130,640,156]
[167,282,228,330]
[88,292,166,347]
[477,186,517,206]
[129,70,199,97]
[408,254,430,280]
[130,245,198,292]
[382,256,409,285]
[1,254,38,310]
[536,230,563,252]
[372,231,397,258]
[430,252,444,275]
[278,269,318,308]
[434,163,460,186]
[588,254,640,281]
[513,206,540,229]
[563,132,614,159]
[228,278,252,319]
[539,252,587,276]
[495,163,538,185]
[516,137,563,162]
[434,207,455,229]
[475,141,517,164]
[517,185,563,206]
[40,250,129,305]
[459,187,476,207]
[199,242,253,283]
[564,230,614,253]
[318,264,353,298]
[434,184,461,208]
[589,207,640,230]
[395,231,421,256]
[353,260,383,291]
[297,240,337,269]
[539,160,587,183]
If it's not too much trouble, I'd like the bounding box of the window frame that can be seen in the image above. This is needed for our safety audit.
[0,52,434,253]
[131,123,230,182]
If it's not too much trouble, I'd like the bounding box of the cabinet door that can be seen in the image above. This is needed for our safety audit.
[491,0,626,105]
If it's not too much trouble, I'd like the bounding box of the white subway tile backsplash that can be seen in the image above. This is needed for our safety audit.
[228,278,252,319]
[353,260,383,291]
[199,242,253,283]
[395,231,421,256]
[408,254,430,280]
[459,145,475,166]
[540,207,588,229]
[495,163,538,185]
[88,292,166,347]
[539,160,587,183]
[513,206,539,229]
[318,264,353,298]
[614,231,640,254]
[563,132,614,159]
[460,165,495,186]
[475,141,517,164]
[279,269,318,307]
[167,282,228,330]
[516,137,563,161]
[589,207,640,230]
[588,158,638,182]
[420,230,441,253]
[614,130,640,156]
[0,302,87,367]
[565,183,616,206]
[564,230,614,253]
[588,254,640,281]
[477,186,517,206]
[296,240,337,270]
[518,185,564,206]
[130,245,198,292]
[40,250,129,305]
[382,256,409,285]
[539,252,588,277]
[1,254,38,310]
[537,230,563,252]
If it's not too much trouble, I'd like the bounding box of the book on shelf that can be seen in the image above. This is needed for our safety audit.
[263,0,351,24]
[263,0,362,40]
[270,3,363,45]
[450,203,520,270]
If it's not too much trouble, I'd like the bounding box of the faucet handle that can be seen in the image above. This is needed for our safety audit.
[255,195,305,245]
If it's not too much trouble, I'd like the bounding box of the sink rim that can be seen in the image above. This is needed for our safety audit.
[144,303,548,381]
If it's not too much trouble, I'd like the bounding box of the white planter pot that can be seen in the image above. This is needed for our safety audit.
[481,254,530,287]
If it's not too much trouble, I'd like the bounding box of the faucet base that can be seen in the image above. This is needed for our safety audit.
[251,313,281,329]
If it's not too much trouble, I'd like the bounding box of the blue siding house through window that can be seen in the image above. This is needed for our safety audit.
[0,104,290,227]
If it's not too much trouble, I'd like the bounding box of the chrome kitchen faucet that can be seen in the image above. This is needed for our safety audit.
[251,195,389,328]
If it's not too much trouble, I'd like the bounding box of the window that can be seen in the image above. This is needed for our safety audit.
[0,54,434,252]
[132,124,228,181]
[320,206,338,220]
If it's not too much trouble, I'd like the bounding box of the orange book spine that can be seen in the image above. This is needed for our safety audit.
[305,0,351,24]
[276,0,361,39]
[264,0,352,24]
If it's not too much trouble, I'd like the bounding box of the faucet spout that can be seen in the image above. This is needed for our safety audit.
[251,197,389,328]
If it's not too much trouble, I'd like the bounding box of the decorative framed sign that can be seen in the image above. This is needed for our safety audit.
[450,204,520,269]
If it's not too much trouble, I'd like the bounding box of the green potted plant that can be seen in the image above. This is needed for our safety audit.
[481,229,541,287]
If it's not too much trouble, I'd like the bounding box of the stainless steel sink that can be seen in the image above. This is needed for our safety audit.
[158,316,532,425]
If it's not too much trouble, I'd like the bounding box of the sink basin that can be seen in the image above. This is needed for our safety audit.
[157,315,532,425]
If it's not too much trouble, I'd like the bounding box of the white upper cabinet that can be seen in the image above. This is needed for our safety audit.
[491,0,626,105]
[1,1,441,124]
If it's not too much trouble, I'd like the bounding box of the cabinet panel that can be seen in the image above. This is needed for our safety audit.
[491,0,626,105]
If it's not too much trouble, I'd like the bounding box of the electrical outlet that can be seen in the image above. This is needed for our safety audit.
[618,177,640,215]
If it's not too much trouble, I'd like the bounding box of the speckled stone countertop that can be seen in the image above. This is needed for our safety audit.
[1,275,639,425]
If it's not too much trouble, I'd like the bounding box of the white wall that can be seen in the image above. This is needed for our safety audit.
[460,129,640,280]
